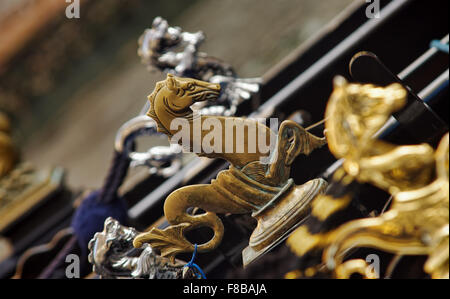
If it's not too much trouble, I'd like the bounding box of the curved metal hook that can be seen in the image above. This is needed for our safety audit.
[114,115,183,178]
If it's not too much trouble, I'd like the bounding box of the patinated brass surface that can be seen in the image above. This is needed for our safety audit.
[133,74,327,264]
[324,133,448,279]
[0,111,64,233]
[0,164,64,233]
[287,77,449,279]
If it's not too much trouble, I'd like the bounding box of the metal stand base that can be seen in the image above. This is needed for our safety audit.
[242,178,327,267]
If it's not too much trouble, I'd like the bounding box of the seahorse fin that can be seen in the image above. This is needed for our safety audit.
[133,223,194,264]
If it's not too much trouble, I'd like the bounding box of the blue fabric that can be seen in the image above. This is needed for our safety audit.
[71,190,128,254]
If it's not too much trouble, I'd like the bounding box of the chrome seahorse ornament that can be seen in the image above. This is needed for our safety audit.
[138,16,261,117]
[132,74,328,266]
[88,217,198,279]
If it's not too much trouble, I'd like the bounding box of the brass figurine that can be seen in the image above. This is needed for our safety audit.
[133,74,327,266]
[287,77,449,279]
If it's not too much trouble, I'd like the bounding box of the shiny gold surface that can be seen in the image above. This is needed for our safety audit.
[335,259,378,279]
[287,77,449,278]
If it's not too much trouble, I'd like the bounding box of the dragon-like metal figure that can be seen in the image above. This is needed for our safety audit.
[88,217,197,279]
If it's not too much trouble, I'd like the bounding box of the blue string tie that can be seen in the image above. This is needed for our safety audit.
[184,244,207,279]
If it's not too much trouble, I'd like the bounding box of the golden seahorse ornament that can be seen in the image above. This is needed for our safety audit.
[133,74,328,263]
[286,77,449,279]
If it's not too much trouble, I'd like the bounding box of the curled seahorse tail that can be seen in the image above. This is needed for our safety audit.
[163,185,231,253]
[191,212,224,253]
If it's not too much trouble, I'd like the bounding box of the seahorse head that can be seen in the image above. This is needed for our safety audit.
[146,74,220,134]
[158,74,220,112]
[325,76,407,158]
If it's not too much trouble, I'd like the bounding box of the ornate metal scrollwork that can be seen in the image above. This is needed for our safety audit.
[138,16,262,117]
[88,217,197,279]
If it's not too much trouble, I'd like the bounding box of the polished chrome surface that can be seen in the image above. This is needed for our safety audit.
[114,115,183,177]
[88,217,194,279]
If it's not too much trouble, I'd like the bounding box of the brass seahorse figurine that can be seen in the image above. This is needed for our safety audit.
[286,77,449,279]
[133,74,328,265]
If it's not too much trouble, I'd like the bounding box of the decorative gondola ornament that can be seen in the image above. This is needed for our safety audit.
[286,77,449,279]
[88,217,197,279]
[117,17,265,177]
[324,132,449,279]
[0,112,64,234]
[131,74,327,266]
[138,16,262,118]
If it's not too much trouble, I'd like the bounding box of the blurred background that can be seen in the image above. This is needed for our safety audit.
[0,0,355,190]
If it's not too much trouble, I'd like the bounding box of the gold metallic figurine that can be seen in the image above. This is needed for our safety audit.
[133,74,327,266]
[287,77,449,279]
